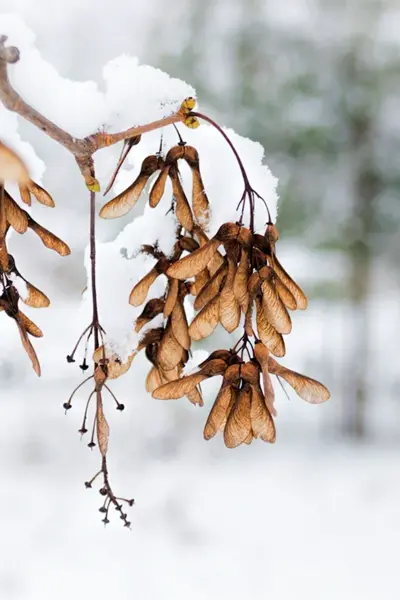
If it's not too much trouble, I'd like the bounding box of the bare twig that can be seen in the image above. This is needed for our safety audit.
[0,36,185,187]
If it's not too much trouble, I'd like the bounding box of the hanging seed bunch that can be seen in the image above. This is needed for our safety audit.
[97,98,330,450]
[0,140,70,375]
[96,98,212,401]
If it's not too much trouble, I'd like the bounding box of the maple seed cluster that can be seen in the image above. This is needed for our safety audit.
[0,141,70,376]
[98,98,330,449]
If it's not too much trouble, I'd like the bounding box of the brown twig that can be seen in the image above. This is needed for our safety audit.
[0,36,185,188]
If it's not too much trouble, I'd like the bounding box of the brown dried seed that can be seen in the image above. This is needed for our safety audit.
[16,321,41,376]
[135,297,165,332]
[270,255,308,310]
[164,278,179,318]
[275,277,297,311]
[237,226,253,247]
[149,165,170,207]
[261,280,292,335]
[250,384,276,443]
[23,282,50,308]
[16,310,43,337]
[268,357,330,404]
[186,386,204,406]
[167,238,221,280]
[194,263,227,311]
[171,299,190,351]
[223,363,242,384]
[138,326,165,349]
[129,267,159,306]
[215,222,241,243]
[198,349,232,368]
[233,248,250,314]
[96,393,110,457]
[188,295,220,341]
[190,165,210,227]
[240,361,260,385]
[179,236,200,253]
[27,181,55,207]
[152,371,206,400]
[190,268,210,297]
[199,358,228,378]
[165,145,186,164]
[264,223,279,247]
[28,218,71,256]
[18,185,31,206]
[224,385,252,448]
[157,322,184,371]
[145,366,163,393]
[253,342,277,416]
[255,297,285,357]
[169,166,194,231]
[204,383,233,440]
[4,191,28,233]
[219,258,241,333]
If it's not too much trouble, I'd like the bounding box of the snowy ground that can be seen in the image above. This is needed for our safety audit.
[1,395,399,600]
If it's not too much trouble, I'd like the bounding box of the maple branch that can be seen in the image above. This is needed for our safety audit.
[0,35,185,187]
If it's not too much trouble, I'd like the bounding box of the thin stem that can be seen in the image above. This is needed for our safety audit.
[190,112,251,189]
[89,190,100,351]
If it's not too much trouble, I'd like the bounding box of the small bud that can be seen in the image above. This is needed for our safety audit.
[99,506,107,513]
[80,359,89,371]
[116,403,125,411]
[88,442,96,448]
[84,481,92,489]
[78,427,88,434]
[99,487,108,496]
[63,402,72,410]
[120,513,127,520]
[127,499,135,507]
[102,518,110,525]
[66,355,75,363]
[124,521,131,528]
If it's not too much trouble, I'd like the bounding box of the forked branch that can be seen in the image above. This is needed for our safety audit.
[0,35,186,187]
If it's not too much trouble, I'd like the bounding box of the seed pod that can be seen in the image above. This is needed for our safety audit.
[100,155,159,218]
[167,238,221,280]
[261,279,292,335]
[255,297,285,357]
[204,382,233,440]
[253,342,276,416]
[270,255,308,310]
[4,191,28,233]
[28,218,70,256]
[268,358,330,404]
[164,278,179,318]
[250,384,276,443]
[129,268,160,306]
[169,165,194,232]
[219,258,241,334]
[157,321,184,371]
[189,295,220,341]
[194,263,227,311]
[233,248,250,314]
[224,385,252,448]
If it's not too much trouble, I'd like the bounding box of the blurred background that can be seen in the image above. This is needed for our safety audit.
[0,1,399,599]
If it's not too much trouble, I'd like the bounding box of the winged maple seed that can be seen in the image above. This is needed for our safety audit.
[100,143,210,230]
[0,141,70,375]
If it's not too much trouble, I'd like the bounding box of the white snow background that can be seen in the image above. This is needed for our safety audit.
[0,6,399,600]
